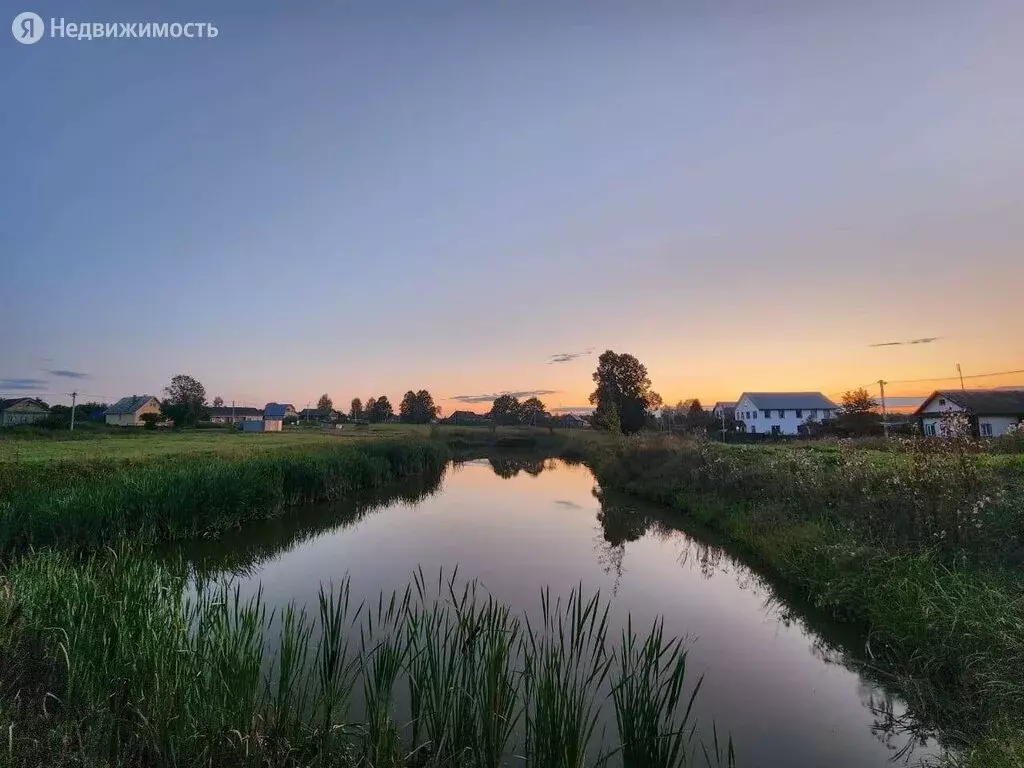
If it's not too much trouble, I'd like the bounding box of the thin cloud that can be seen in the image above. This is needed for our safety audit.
[869,336,941,347]
[0,377,48,391]
[451,389,559,404]
[46,369,90,379]
[547,347,594,364]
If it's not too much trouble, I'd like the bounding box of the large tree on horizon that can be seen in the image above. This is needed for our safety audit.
[317,393,333,413]
[368,395,393,423]
[489,394,522,426]
[161,374,207,427]
[350,398,363,421]
[399,389,440,423]
[589,350,662,434]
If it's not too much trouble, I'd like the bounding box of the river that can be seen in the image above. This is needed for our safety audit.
[171,456,941,767]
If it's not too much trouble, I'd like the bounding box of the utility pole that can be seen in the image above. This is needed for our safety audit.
[720,407,727,443]
[231,399,236,424]
[957,363,965,390]
[878,380,888,438]
[69,391,78,432]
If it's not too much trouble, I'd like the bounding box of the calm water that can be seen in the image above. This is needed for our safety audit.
[173,457,941,767]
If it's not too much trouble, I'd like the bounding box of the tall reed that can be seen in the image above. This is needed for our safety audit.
[0,548,731,767]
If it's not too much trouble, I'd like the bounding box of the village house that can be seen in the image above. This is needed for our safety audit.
[711,401,737,420]
[104,395,161,427]
[915,389,1024,438]
[0,398,50,427]
[264,402,297,421]
[445,410,491,426]
[734,392,839,436]
[206,406,263,424]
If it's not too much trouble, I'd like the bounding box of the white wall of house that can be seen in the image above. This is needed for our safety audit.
[979,416,1018,437]
[919,397,966,416]
[734,395,838,436]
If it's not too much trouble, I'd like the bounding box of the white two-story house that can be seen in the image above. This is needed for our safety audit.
[734,392,839,436]
[915,389,1024,437]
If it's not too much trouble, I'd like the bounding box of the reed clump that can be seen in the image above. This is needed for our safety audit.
[0,549,732,768]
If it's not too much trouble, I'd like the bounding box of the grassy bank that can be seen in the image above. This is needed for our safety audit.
[0,424,583,499]
[584,434,1024,763]
[0,548,731,768]
[0,440,450,553]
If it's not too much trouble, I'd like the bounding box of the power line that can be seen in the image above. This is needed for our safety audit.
[885,368,1024,385]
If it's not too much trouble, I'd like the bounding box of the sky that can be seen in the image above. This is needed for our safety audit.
[2,0,1022,413]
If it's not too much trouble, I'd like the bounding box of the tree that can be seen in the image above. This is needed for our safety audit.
[589,351,662,434]
[683,399,712,433]
[520,397,550,426]
[489,394,522,426]
[212,396,224,407]
[350,398,364,421]
[837,388,881,436]
[317,393,333,413]
[400,390,439,424]
[368,395,393,423]
[161,374,207,427]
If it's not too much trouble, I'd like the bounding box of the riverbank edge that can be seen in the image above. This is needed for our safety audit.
[0,438,458,553]
[581,441,1023,768]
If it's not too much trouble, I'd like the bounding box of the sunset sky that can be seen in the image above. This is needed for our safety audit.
[3,1,1021,413]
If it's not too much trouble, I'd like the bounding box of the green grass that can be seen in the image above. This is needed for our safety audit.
[0,439,450,553]
[0,547,733,768]
[584,433,1024,763]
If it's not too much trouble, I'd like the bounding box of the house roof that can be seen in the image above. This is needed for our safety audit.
[739,392,838,410]
[0,397,49,412]
[712,401,737,410]
[915,389,1024,417]
[207,406,262,418]
[263,402,294,419]
[104,395,158,415]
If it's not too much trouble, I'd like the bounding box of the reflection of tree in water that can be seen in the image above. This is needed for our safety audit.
[592,487,653,593]
[487,455,548,479]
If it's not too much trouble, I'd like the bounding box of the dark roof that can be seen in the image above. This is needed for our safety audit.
[712,401,737,410]
[0,397,49,412]
[740,392,838,410]
[915,389,1024,417]
[207,406,262,418]
[104,395,158,415]
[264,402,294,419]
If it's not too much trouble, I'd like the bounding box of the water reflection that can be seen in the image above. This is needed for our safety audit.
[591,486,943,766]
[161,465,447,577]
[167,457,944,767]
[486,454,550,478]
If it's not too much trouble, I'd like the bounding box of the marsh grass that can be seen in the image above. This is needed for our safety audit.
[0,549,732,768]
[0,441,449,554]
[586,433,1024,760]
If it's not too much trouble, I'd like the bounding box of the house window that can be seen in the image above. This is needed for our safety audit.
[753,411,759,419]
[938,398,946,405]
[764,410,772,419]
[980,422,993,437]
[771,425,781,435]
[925,423,937,436]
[779,409,787,418]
